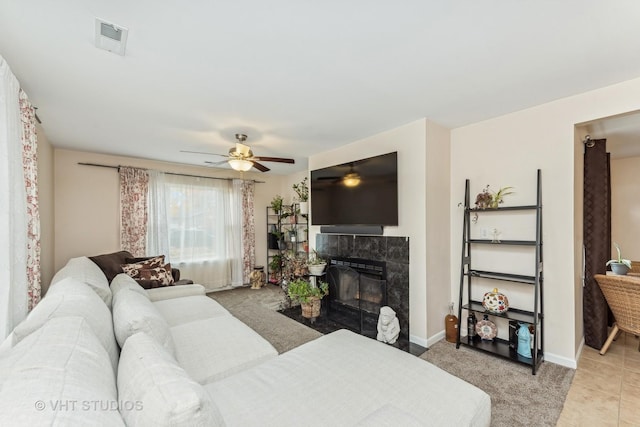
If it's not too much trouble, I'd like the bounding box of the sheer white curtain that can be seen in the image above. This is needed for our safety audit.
[0,57,28,339]
[147,173,244,291]
[146,170,170,260]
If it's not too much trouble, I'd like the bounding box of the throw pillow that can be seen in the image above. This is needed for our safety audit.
[111,288,176,357]
[118,332,224,427]
[122,262,174,289]
[124,255,165,269]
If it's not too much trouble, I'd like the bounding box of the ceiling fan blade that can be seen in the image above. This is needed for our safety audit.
[253,156,295,164]
[251,161,270,172]
[181,150,227,157]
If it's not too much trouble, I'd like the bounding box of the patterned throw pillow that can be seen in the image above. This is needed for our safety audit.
[121,256,174,289]
[124,255,165,270]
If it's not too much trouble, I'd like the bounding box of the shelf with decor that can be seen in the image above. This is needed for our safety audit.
[456,169,543,375]
[266,202,309,286]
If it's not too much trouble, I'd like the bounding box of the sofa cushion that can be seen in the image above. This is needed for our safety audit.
[110,273,148,299]
[204,329,491,427]
[12,277,119,373]
[153,295,230,327]
[146,284,206,302]
[117,332,225,427]
[51,256,112,307]
[0,316,124,426]
[171,316,278,384]
[112,288,176,357]
[89,250,133,282]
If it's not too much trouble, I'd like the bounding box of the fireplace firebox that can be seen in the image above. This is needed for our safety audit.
[326,257,387,337]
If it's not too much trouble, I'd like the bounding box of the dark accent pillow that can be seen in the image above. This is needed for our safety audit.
[89,250,134,283]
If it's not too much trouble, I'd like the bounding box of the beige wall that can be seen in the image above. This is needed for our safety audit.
[309,118,450,346]
[53,149,285,273]
[450,76,640,367]
[36,124,55,293]
[425,120,451,340]
[611,156,640,261]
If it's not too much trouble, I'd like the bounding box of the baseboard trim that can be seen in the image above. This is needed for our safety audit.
[409,334,429,348]
[425,331,445,348]
[543,351,577,369]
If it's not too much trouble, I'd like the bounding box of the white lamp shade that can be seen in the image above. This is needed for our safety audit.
[229,159,253,172]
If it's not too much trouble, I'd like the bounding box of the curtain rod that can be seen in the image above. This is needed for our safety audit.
[77,162,265,183]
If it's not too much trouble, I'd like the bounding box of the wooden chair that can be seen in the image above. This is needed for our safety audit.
[594,274,640,355]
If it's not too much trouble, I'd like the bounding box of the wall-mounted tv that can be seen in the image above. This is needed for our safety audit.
[310,151,398,226]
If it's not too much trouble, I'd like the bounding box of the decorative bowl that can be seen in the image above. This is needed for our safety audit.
[476,317,497,340]
[482,288,509,314]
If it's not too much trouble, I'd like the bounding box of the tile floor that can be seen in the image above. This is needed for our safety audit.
[556,332,640,426]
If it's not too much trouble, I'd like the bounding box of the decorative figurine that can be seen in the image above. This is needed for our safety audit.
[377,306,400,344]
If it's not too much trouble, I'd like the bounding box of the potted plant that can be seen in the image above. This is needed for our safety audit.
[287,278,328,319]
[270,194,284,213]
[475,185,514,209]
[293,177,309,214]
[606,243,632,275]
[268,254,282,283]
[308,249,327,276]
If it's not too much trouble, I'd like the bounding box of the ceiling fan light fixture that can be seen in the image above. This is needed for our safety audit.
[229,159,253,172]
[343,172,361,187]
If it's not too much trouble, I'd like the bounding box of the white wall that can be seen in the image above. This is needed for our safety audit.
[450,76,640,367]
[611,156,640,261]
[53,149,285,275]
[309,118,450,345]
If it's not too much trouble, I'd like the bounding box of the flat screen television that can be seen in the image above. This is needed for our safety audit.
[310,151,398,226]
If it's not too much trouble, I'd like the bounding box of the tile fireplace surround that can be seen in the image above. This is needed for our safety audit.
[315,234,410,341]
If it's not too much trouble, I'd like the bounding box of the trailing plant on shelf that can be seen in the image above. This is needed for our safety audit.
[308,249,327,275]
[475,185,514,210]
[606,243,631,275]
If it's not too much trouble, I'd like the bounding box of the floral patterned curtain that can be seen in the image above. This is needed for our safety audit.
[19,89,40,310]
[241,180,255,283]
[119,167,149,256]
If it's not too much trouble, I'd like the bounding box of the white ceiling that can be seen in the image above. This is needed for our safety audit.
[2,1,640,173]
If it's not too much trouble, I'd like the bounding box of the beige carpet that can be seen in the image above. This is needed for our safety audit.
[209,285,575,426]
[422,340,575,427]
[208,285,322,353]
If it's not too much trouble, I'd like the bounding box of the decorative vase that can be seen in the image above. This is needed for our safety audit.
[467,312,477,339]
[482,288,509,314]
[610,262,630,275]
[517,322,532,359]
[299,201,309,215]
[445,303,458,343]
[249,266,266,289]
[308,263,326,276]
[301,297,321,319]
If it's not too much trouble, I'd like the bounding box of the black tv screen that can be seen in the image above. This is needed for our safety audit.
[310,152,398,226]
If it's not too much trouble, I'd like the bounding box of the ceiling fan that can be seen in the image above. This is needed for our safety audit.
[181,134,295,172]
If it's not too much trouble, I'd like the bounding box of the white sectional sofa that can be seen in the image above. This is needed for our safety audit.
[0,256,491,426]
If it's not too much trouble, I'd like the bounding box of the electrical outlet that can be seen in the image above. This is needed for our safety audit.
[479,227,488,238]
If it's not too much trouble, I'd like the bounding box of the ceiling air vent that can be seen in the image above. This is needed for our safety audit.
[95,18,128,56]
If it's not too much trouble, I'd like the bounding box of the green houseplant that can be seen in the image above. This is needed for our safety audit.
[287,278,329,319]
[606,243,631,275]
[293,177,309,214]
[270,194,284,213]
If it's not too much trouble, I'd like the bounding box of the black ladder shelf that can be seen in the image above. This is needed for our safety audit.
[456,169,544,375]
